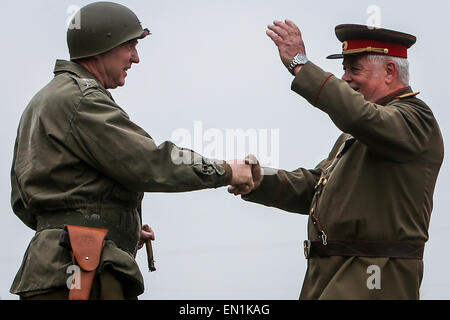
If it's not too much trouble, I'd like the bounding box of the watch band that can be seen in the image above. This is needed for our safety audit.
[288,53,309,75]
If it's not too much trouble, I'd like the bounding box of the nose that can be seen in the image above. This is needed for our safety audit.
[342,70,351,82]
[131,47,140,64]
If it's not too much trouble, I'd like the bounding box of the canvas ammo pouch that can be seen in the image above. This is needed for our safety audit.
[59,225,108,300]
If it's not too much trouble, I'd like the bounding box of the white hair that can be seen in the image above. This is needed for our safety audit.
[366,55,410,86]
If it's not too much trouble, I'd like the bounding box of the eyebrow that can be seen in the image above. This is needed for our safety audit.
[342,61,363,69]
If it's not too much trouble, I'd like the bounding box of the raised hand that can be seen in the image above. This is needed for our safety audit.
[266,19,306,71]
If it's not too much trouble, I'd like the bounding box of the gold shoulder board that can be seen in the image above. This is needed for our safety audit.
[397,92,420,99]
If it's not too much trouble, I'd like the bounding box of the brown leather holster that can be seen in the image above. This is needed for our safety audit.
[65,225,108,300]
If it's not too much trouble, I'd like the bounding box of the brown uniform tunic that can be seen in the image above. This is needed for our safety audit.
[244,61,444,299]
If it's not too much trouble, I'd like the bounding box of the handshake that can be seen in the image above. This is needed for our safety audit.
[227,155,263,196]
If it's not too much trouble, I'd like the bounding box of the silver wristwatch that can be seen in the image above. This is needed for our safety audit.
[288,53,309,75]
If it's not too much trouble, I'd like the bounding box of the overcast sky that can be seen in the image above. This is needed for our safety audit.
[1,0,449,300]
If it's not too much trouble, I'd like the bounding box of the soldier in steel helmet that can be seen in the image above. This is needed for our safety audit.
[230,20,444,299]
[10,2,257,300]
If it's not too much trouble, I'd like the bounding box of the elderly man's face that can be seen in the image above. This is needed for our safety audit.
[341,55,388,103]
[98,39,140,89]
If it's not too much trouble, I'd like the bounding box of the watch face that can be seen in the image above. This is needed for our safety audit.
[289,54,308,73]
[297,54,309,64]
[295,54,306,64]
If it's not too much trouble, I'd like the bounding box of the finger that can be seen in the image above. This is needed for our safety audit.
[268,24,288,39]
[142,228,155,240]
[267,24,288,39]
[244,155,262,183]
[233,184,248,194]
[266,30,282,46]
[240,187,249,195]
[141,230,155,241]
[244,154,257,165]
[143,225,156,238]
[246,179,255,191]
[284,19,301,35]
[229,184,250,196]
[273,20,291,33]
[239,184,253,195]
[138,242,144,250]
[228,185,237,194]
[252,164,262,182]
[228,185,244,195]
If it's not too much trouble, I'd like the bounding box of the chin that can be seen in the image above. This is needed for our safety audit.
[111,81,125,89]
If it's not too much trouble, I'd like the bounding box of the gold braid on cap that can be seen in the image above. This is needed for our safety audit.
[343,47,389,55]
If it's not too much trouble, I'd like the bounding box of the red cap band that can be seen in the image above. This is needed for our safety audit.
[344,39,408,58]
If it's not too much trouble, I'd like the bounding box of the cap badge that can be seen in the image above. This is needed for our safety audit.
[342,41,348,51]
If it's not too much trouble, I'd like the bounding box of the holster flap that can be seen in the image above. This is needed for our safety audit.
[66,225,108,271]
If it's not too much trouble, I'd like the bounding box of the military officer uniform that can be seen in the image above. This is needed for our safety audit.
[244,24,444,299]
[10,3,232,299]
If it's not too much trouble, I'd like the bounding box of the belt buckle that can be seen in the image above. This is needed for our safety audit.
[303,240,311,259]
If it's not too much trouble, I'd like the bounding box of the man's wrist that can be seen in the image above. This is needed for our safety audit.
[222,162,233,186]
[293,65,303,75]
[287,53,309,75]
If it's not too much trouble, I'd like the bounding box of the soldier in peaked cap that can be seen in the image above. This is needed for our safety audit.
[10,2,256,300]
[231,22,444,299]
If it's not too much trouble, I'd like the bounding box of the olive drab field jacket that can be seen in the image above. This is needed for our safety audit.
[244,61,444,299]
[10,60,231,298]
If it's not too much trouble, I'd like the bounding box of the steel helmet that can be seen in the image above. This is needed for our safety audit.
[67,2,150,60]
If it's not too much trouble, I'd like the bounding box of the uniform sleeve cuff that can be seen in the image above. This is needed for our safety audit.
[291,61,334,106]
[217,163,232,187]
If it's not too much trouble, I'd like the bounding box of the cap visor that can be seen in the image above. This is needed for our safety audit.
[326,53,344,59]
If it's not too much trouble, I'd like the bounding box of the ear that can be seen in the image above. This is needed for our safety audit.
[385,61,398,85]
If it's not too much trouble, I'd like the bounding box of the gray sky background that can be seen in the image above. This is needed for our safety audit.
[1,0,449,300]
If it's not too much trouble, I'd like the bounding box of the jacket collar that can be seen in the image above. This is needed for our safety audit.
[54,59,98,80]
[376,86,412,106]
[53,59,111,97]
